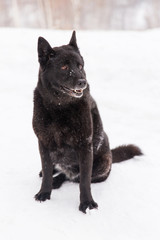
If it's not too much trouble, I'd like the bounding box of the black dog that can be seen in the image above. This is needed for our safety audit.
[33,31,142,213]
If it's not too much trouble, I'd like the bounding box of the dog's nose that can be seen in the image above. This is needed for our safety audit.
[77,79,87,89]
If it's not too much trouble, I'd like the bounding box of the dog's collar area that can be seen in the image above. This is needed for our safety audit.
[60,85,84,98]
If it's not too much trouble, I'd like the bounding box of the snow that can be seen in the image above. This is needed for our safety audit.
[0,28,160,240]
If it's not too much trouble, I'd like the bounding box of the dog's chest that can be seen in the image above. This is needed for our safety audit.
[51,103,92,146]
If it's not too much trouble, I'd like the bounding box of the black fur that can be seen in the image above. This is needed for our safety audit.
[33,31,142,213]
[111,144,142,163]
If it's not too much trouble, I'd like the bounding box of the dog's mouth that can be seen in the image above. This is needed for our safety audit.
[60,86,85,98]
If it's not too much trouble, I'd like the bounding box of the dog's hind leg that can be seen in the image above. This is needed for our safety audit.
[52,173,67,189]
[91,151,112,183]
[73,151,112,184]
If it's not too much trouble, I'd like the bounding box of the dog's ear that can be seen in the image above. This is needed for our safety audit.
[38,37,55,66]
[69,31,79,51]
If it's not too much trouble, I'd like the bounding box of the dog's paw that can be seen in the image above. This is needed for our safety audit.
[52,173,66,189]
[34,191,51,202]
[79,200,98,214]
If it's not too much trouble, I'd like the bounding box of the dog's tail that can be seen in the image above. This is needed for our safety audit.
[111,144,142,163]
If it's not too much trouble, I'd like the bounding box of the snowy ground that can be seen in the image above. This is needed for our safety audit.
[0,28,160,240]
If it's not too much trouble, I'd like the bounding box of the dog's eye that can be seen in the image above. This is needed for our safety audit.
[61,65,69,70]
[78,64,83,70]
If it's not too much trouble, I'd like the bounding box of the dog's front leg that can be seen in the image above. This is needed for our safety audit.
[35,141,53,201]
[79,144,98,213]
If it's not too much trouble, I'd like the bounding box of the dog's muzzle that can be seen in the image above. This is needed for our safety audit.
[61,79,87,98]
[76,79,87,90]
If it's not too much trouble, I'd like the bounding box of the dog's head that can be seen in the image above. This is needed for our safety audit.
[38,31,87,99]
